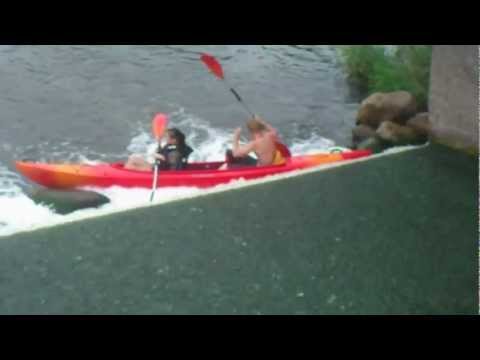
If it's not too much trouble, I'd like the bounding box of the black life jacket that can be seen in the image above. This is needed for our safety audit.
[158,144,194,170]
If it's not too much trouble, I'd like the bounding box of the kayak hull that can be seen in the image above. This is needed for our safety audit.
[15,150,372,190]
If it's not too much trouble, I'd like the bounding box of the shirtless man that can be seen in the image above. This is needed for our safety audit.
[227,116,286,168]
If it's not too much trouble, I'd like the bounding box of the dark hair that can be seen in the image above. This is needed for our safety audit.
[167,128,186,150]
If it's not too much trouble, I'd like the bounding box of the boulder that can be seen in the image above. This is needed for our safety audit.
[357,91,418,129]
[406,112,431,137]
[356,137,392,154]
[376,121,428,146]
[352,124,377,148]
[28,188,110,215]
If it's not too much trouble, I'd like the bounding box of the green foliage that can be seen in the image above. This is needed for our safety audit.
[339,45,432,110]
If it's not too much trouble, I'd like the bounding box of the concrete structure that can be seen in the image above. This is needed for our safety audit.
[429,45,479,154]
[0,145,476,314]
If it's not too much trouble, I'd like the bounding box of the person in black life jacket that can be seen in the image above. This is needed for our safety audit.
[154,128,193,170]
[125,128,193,172]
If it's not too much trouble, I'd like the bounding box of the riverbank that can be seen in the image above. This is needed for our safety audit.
[338,45,432,111]
[0,144,477,314]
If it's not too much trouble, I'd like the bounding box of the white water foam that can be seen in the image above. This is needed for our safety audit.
[0,108,427,238]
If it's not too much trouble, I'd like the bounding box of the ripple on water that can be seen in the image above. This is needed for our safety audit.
[0,45,369,237]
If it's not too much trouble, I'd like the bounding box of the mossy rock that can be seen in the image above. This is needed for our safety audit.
[28,188,111,215]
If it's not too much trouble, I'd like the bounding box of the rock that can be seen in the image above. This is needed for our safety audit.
[352,124,377,148]
[376,121,428,146]
[28,188,110,215]
[356,137,392,154]
[357,91,418,129]
[406,112,431,137]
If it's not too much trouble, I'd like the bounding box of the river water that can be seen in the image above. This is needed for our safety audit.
[0,45,361,236]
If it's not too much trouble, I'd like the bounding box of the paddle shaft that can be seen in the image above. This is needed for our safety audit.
[150,161,160,202]
[149,113,168,203]
[224,82,255,118]
[201,54,291,158]
[202,54,256,118]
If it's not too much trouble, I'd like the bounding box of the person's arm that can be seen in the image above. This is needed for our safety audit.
[153,143,166,163]
[232,128,255,158]
[153,153,166,161]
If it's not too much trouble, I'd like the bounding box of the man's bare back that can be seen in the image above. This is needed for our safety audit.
[231,116,284,167]
[249,131,278,166]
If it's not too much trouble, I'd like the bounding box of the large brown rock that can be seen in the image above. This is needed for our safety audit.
[406,112,431,137]
[357,91,418,129]
[376,121,428,146]
[28,188,110,215]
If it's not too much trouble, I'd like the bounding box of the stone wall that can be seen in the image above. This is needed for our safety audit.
[429,45,479,154]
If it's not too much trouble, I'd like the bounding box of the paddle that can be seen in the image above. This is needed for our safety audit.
[150,113,168,203]
[200,53,292,159]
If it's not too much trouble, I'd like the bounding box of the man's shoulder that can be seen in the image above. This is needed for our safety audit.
[250,139,262,148]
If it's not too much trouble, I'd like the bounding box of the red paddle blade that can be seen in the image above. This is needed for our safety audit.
[276,141,292,158]
[201,53,225,80]
[152,113,168,140]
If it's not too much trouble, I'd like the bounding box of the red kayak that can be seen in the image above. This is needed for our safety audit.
[15,149,372,190]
